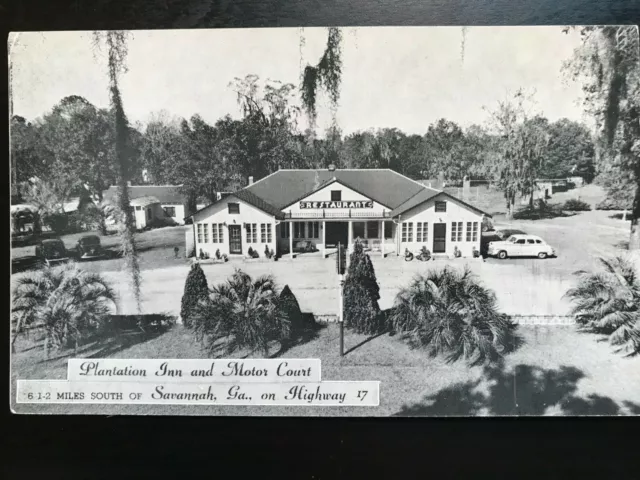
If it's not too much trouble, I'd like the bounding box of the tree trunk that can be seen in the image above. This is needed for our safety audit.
[505,196,514,220]
[630,183,640,250]
[529,192,534,209]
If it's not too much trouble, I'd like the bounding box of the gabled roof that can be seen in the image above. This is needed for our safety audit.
[189,189,285,220]
[391,190,491,218]
[131,196,161,207]
[245,169,427,210]
[103,185,207,205]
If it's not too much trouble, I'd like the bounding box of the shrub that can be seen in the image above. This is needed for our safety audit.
[193,270,290,356]
[215,249,221,260]
[248,246,254,257]
[391,266,519,365]
[11,263,117,357]
[565,256,640,357]
[596,198,632,211]
[343,240,383,334]
[42,212,69,233]
[280,285,305,333]
[180,263,209,329]
[265,245,274,259]
[563,199,591,211]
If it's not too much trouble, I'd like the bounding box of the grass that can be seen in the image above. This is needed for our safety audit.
[11,225,190,274]
[11,321,640,416]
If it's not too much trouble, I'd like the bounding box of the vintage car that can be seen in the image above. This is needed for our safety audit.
[495,228,527,240]
[75,235,104,260]
[35,238,70,266]
[486,234,556,259]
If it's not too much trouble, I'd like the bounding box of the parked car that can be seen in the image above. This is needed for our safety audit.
[76,235,104,260]
[486,234,556,259]
[495,228,527,240]
[35,238,70,266]
[294,241,316,253]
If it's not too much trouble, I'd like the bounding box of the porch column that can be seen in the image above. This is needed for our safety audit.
[347,221,353,250]
[322,220,326,258]
[380,220,384,257]
[289,222,293,259]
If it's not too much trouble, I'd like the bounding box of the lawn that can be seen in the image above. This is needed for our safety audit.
[11,321,640,416]
[11,225,190,274]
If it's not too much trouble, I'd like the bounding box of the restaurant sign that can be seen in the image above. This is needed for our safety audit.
[299,200,374,209]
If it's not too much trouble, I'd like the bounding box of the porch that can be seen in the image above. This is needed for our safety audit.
[278,217,398,260]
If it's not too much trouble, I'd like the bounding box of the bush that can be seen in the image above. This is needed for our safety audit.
[193,270,290,356]
[180,263,210,328]
[42,212,69,233]
[563,199,591,211]
[280,285,305,333]
[11,263,117,356]
[565,256,640,357]
[215,249,221,260]
[596,198,632,211]
[391,266,520,365]
[343,240,384,334]
[481,216,494,232]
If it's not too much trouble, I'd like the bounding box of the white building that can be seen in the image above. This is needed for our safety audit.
[103,185,208,229]
[188,168,489,259]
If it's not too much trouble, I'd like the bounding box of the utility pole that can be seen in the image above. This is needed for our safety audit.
[336,242,346,356]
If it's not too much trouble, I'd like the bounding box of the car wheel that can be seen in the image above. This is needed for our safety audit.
[538,252,547,259]
[497,251,508,260]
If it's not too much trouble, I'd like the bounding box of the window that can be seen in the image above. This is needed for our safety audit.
[294,222,306,239]
[527,239,536,244]
[212,223,218,243]
[535,239,542,244]
[197,223,204,243]
[353,222,365,239]
[218,224,224,243]
[416,222,428,243]
[516,239,526,244]
[260,224,273,243]
[202,223,209,243]
[451,222,463,242]
[307,222,319,239]
[246,223,257,243]
[228,203,240,214]
[466,222,478,242]
[164,206,176,217]
[509,237,517,243]
[384,221,393,239]
[435,201,447,212]
[281,223,290,238]
[367,221,379,239]
[135,206,142,211]
[401,222,413,242]
[331,190,342,201]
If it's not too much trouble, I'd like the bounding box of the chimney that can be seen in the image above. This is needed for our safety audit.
[248,176,254,185]
[127,181,132,187]
[328,164,336,172]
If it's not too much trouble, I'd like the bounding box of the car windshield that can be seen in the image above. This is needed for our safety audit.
[508,236,517,243]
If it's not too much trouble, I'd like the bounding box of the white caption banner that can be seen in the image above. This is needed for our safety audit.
[67,359,321,383]
[17,380,380,406]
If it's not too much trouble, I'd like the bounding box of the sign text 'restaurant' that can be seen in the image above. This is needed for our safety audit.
[299,201,373,209]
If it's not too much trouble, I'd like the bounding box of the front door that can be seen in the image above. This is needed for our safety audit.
[325,222,348,248]
[433,223,446,253]
[229,225,242,254]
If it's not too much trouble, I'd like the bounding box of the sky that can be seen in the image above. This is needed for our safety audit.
[10,27,588,135]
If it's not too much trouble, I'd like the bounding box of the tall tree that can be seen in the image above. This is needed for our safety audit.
[566,26,640,249]
[540,118,596,181]
[484,91,550,218]
[92,31,142,313]
[300,27,343,131]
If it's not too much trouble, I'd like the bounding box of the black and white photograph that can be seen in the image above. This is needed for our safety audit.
[9,25,640,416]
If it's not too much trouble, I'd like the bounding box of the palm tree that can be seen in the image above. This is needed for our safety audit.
[391,266,519,365]
[12,263,117,358]
[565,256,640,357]
[193,270,290,357]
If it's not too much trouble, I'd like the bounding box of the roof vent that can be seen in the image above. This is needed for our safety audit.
[328,164,336,171]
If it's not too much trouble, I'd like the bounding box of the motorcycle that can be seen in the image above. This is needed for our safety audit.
[416,246,431,261]
[404,248,414,261]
